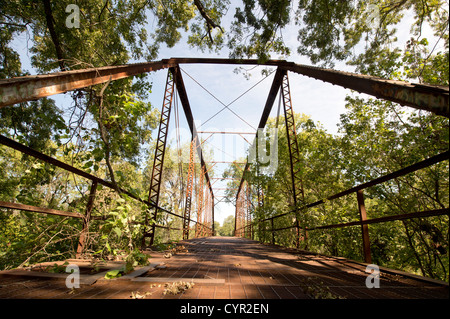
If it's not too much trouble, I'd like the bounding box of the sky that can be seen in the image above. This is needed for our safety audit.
[9,3,436,226]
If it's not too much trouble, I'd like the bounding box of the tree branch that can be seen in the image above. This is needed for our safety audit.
[193,0,223,43]
[42,0,66,71]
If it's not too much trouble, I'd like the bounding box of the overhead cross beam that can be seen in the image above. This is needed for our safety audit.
[0,61,177,108]
[281,63,449,118]
[2,58,447,117]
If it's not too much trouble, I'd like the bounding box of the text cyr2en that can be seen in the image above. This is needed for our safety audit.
[180,303,269,316]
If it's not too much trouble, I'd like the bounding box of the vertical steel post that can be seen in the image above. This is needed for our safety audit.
[76,180,97,258]
[357,190,372,263]
[142,70,174,247]
[281,70,305,248]
[211,190,215,236]
[271,217,275,244]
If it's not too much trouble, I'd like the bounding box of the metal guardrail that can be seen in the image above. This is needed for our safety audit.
[236,150,449,263]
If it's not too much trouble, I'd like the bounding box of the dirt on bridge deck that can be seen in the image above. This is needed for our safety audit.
[0,236,448,300]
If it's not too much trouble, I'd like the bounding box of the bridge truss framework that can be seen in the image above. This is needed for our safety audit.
[0,58,448,262]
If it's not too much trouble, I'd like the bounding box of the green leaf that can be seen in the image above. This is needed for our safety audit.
[113,227,122,238]
[104,269,123,279]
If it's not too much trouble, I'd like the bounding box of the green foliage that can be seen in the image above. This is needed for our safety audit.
[104,269,123,279]
[104,249,150,279]
[217,215,235,236]
[45,261,69,273]
[0,0,448,284]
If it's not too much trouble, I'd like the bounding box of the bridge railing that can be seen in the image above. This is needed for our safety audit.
[237,150,449,264]
[0,134,210,257]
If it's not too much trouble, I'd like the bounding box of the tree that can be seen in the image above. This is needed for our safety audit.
[0,0,448,281]
[217,215,235,236]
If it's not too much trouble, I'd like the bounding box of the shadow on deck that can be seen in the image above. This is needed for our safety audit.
[0,236,448,300]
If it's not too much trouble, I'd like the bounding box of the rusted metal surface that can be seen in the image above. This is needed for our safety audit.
[257,150,449,226]
[0,134,185,227]
[203,188,213,237]
[143,71,175,246]
[281,70,305,248]
[172,58,449,117]
[0,61,177,108]
[1,57,448,288]
[0,134,142,203]
[183,138,196,240]
[282,63,449,117]
[265,150,449,222]
[253,149,449,262]
[2,58,447,117]
[195,165,205,238]
[308,208,449,230]
[357,190,372,264]
[0,200,84,219]
[0,237,448,300]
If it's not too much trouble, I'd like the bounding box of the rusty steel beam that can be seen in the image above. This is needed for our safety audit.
[282,63,449,117]
[260,150,449,223]
[168,57,449,117]
[2,57,447,117]
[183,138,196,240]
[0,134,173,215]
[0,61,177,108]
[281,70,305,205]
[0,200,84,219]
[357,190,372,264]
[195,165,205,238]
[308,208,449,231]
[281,70,305,248]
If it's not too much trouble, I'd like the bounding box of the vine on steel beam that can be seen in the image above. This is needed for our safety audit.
[183,137,196,240]
[203,188,212,237]
[76,180,98,258]
[195,164,205,237]
[235,185,245,237]
[142,70,175,247]
[281,70,306,248]
[245,183,252,239]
